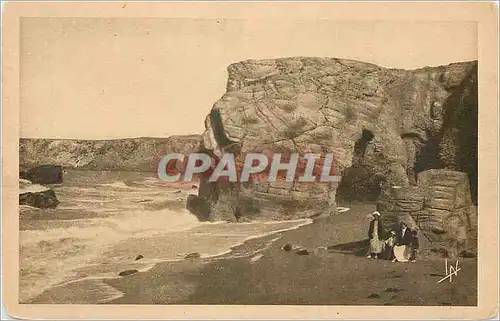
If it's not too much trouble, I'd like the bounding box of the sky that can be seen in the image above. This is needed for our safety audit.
[20,18,477,139]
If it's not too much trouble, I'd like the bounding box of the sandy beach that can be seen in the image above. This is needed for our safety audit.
[29,203,477,306]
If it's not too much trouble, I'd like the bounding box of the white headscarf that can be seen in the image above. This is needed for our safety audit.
[367,211,381,221]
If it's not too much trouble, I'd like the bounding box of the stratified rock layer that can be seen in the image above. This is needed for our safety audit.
[377,169,474,257]
[194,57,477,223]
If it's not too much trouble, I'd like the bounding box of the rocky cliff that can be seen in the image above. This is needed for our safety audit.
[20,135,201,172]
[193,57,478,224]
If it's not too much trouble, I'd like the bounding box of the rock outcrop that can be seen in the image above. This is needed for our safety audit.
[377,169,474,257]
[19,179,60,209]
[20,165,63,184]
[19,135,201,172]
[193,57,477,223]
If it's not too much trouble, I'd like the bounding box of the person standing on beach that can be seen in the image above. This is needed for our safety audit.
[367,211,385,259]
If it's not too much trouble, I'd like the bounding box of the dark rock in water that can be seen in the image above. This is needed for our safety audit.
[367,293,380,299]
[384,287,403,293]
[118,269,139,277]
[191,184,198,189]
[295,248,309,255]
[185,252,201,259]
[439,301,452,306]
[19,189,60,209]
[22,165,63,184]
[282,244,292,251]
[186,194,211,221]
[135,254,144,261]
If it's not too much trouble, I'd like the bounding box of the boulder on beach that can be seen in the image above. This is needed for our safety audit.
[19,179,60,209]
[295,248,309,255]
[282,244,309,255]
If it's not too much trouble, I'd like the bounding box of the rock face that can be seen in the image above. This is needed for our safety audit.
[19,135,201,172]
[19,179,60,209]
[20,165,63,184]
[377,169,473,257]
[193,57,477,222]
[186,194,212,221]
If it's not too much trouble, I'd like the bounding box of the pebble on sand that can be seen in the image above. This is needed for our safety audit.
[282,244,309,255]
[185,252,201,259]
[295,248,309,255]
[384,287,403,293]
[135,254,144,261]
[119,269,139,277]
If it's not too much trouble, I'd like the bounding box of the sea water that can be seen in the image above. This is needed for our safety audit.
[19,170,311,303]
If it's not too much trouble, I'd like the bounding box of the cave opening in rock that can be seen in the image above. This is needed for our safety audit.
[210,109,235,148]
[336,129,382,203]
[401,132,431,185]
[354,129,375,157]
[413,130,442,175]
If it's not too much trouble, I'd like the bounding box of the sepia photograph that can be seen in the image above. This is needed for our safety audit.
[2,2,498,319]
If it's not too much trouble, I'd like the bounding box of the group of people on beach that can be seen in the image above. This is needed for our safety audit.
[367,211,420,262]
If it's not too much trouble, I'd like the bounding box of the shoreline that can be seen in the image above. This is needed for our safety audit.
[105,202,477,306]
[28,202,477,306]
[25,216,314,304]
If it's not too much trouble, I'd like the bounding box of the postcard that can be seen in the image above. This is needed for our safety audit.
[2,1,498,319]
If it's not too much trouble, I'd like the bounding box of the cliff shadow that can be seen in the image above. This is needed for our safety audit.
[414,64,478,205]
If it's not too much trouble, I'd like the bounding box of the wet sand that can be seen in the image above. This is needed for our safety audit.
[29,202,477,306]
